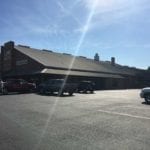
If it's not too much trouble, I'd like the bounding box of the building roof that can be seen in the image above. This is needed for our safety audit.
[14,45,143,77]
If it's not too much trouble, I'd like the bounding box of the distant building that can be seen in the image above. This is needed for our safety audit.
[0,41,150,89]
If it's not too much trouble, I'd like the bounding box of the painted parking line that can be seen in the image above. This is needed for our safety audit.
[98,110,150,120]
[109,106,150,111]
[121,106,150,110]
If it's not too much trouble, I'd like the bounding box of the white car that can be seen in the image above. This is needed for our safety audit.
[140,87,150,103]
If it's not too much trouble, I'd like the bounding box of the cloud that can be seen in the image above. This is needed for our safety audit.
[78,0,149,31]
[83,0,138,13]
[15,15,70,37]
[124,43,150,49]
[56,0,82,26]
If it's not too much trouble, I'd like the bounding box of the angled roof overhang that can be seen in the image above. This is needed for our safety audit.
[41,68,124,78]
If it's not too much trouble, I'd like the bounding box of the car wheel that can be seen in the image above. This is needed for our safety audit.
[145,94,150,103]
[58,90,63,96]
[39,88,45,94]
[29,88,35,93]
[90,90,94,94]
[2,88,8,95]
[83,89,87,93]
[69,91,73,96]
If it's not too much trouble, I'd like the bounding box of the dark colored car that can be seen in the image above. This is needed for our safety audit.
[2,79,36,94]
[37,79,77,96]
[77,81,95,93]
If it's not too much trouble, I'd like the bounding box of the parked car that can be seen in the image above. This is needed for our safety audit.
[140,87,150,103]
[37,79,77,96]
[2,79,36,94]
[77,81,95,93]
[0,80,5,93]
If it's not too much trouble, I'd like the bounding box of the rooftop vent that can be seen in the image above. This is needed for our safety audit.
[4,41,14,49]
[42,49,53,52]
[62,53,71,55]
[18,45,30,48]
[124,65,130,68]
[105,61,110,63]
[111,57,115,66]
[94,53,100,61]
[130,67,137,69]
[78,56,86,59]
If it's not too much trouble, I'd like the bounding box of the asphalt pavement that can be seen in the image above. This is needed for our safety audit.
[0,90,150,150]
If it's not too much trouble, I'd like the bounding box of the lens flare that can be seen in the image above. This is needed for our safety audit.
[64,0,98,76]
[34,1,98,150]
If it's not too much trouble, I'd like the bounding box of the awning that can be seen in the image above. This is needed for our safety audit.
[42,68,124,79]
[4,68,124,79]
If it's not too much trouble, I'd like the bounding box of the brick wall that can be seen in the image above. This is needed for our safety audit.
[1,41,44,77]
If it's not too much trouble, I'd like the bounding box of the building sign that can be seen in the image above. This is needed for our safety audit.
[3,49,12,71]
[4,50,11,60]
[16,59,28,66]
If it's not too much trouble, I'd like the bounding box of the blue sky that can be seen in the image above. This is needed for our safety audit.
[0,0,150,69]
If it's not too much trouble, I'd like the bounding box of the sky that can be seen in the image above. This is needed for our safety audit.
[0,0,150,69]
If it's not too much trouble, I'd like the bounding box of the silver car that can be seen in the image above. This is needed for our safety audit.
[140,87,150,103]
[0,80,4,93]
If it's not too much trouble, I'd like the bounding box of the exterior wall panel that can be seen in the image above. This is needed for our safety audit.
[14,49,44,73]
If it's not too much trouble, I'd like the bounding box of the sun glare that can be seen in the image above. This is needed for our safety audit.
[85,0,114,9]
[84,0,128,13]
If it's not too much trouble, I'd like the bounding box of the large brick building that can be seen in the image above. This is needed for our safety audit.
[0,41,150,89]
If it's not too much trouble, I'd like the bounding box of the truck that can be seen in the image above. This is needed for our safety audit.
[37,79,77,96]
[77,81,95,93]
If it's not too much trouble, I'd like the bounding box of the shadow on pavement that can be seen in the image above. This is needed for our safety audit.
[36,93,75,97]
[141,102,150,105]
[0,92,35,96]
[77,92,95,94]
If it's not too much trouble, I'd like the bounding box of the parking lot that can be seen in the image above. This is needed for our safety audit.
[0,89,150,150]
